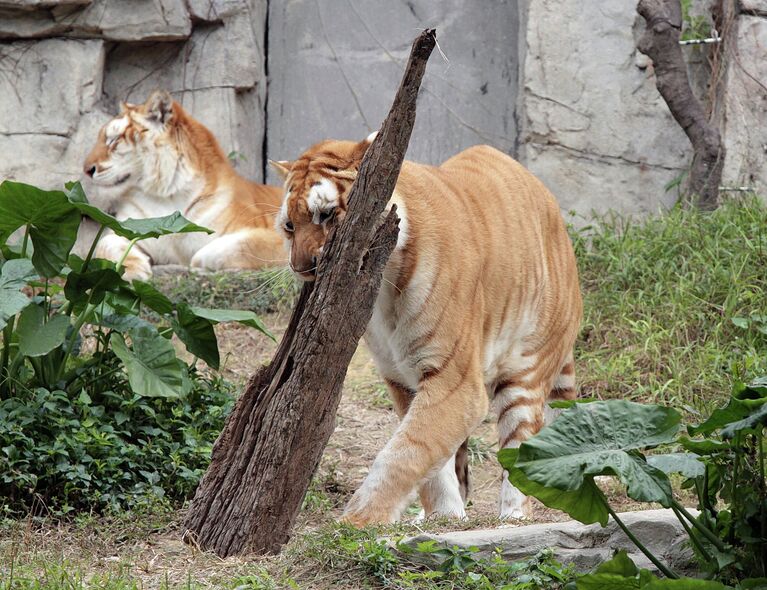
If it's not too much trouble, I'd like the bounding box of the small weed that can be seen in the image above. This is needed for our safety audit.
[363,382,395,409]
[466,436,494,465]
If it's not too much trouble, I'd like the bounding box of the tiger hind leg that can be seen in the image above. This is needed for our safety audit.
[494,355,578,520]
[493,378,546,520]
[545,353,577,425]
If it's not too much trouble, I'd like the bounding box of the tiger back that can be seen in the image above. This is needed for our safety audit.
[273,138,582,525]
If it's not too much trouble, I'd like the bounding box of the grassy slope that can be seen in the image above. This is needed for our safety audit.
[574,198,767,414]
[2,198,766,589]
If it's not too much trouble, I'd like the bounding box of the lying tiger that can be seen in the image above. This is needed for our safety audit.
[273,136,582,525]
[81,90,285,280]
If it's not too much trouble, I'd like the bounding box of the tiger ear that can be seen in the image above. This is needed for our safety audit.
[269,159,292,180]
[144,90,174,126]
[351,130,378,166]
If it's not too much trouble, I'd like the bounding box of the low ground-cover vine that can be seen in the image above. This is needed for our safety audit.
[0,180,271,513]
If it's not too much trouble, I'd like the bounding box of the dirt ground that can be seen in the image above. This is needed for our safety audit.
[212,314,641,526]
[2,311,651,589]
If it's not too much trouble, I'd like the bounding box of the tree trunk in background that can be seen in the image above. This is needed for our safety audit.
[637,0,724,210]
[182,29,437,558]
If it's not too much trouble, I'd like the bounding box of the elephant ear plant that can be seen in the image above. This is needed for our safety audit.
[499,385,767,588]
[0,180,272,512]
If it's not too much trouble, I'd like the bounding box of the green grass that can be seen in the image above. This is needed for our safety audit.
[2,199,767,589]
[0,515,575,589]
[573,197,767,414]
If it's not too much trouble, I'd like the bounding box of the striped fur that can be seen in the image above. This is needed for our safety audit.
[81,90,285,279]
[274,137,582,525]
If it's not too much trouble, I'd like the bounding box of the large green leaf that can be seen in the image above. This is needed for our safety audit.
[677,437,731,455]
[720,404,767,438]
[576,551,731,589]
[576,551,646,589]
[64,268,128,311]
[733,377,767,400]
[0,181,80,277]
[66,182,212,241]
[110,327,183,398]
[514,401,679,506]
[171,303,219,369]
[189,306,274,340]
[132,280,174,315]
[499,448,609,525]
[689,397,767,437]
[16,305,70,357]
[0,258,36,329]
[577,574,641,590]
[646,453,705,479]
[594,550,640,577]
[94,312,155,333]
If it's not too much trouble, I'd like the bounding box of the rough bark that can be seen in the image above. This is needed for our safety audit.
[637,0,724,210]
[182,29,437,558]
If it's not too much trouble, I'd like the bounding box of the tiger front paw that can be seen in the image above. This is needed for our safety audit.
[121,252,153,281]
[341,488,398,528]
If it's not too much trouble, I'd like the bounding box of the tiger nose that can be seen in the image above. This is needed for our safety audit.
[84,164,97,177]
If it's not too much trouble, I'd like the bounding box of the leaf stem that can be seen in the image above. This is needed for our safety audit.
[81,225,105,274]
[671,500,728,553]
[604,500,679,579]
[56,301,97,384]
[115,238,140,274]
[758,429,766,576]
[1,226,32,395]
[671,504,712,563]
[20,226,29,258]
[729,432,741,546]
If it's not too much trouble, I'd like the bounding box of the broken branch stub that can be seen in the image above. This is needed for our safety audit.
[182,29,437,557]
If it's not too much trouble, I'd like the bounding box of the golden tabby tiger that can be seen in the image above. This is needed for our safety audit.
[81,91,285,279]
[272,136,582,526]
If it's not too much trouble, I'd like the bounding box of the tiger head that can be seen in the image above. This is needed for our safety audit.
[83,90,195,202]
[271,133,375,281]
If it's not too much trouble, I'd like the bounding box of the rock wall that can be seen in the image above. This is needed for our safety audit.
[0,1,764,215]
[0,0,267,187]
[720,10,767,193]
[517,0,692,217]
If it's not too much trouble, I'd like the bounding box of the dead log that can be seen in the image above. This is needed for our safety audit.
[637,0,724,210]
[182,29,437,558]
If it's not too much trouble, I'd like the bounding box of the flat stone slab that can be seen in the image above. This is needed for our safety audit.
[399,509,697,574]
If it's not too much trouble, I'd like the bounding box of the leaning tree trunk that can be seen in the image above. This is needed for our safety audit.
[182,29,437,558]
[637,0,724,210]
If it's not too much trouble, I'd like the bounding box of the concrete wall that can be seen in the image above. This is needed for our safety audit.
[0,0,764,217]
[265,0,519,184]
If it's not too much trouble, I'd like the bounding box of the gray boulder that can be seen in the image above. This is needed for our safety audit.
[399,508,698,575]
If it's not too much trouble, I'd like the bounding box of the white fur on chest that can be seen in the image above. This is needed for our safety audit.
[363,196,422,389]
